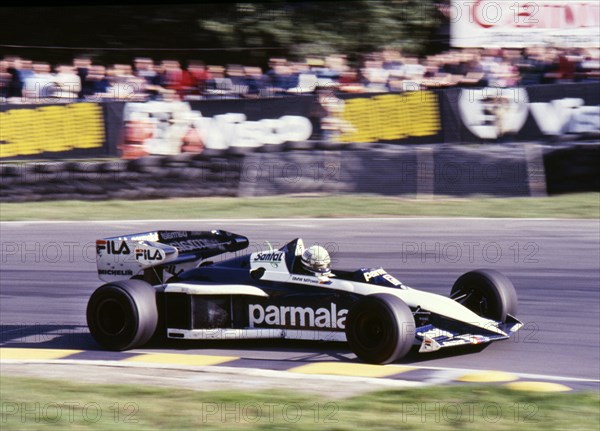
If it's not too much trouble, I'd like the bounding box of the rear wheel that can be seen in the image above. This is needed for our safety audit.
[345,293,415,364]
[450,269,517,322]
[87,280,159,351]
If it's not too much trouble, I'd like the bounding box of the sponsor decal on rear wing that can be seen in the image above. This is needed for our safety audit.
[96,230,249,282]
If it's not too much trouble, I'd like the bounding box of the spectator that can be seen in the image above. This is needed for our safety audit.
[265,58,298,93]
[53,65,81,100]
[5,57,24,98]
[83,65,110,98]
[18,59,35,89]
[134,57,157,85]
[225,64,247,96]
[382,49,404,71]
[557,51,578,81]
[361,58,390,92]
[134,57,173,100]
[401,57,426,80]
[2,45,598,104]
[187,60,211,95]
[73,57,92,99]
[201,65,234,98]
[23,62,56,101]
[579,51,600,81]
[338,69,364,93]
[202,65,225,96]
[178,65,199,99]
[517,48,545,85]
[287,61,319,94]
[106,64,147,101]
[539,49,561,82]
[323,54,348,79]
[161,60,184,98]
[0,59,10,99]
[459,58,486,87]
[243,66,263,97]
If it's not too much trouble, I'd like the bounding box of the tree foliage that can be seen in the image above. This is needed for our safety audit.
[0,2,443,65]
[198,1,441,59]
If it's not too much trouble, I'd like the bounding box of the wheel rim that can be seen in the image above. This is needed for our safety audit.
[96,298,127,336]
[452,286,490,317]
[354,312,387,350]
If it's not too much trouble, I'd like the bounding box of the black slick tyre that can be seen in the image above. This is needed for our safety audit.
[450,269,518,322]
[345,293,415,364]
[86,280,159,351]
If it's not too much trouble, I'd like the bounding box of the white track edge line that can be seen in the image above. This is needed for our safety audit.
[1,358,598,384]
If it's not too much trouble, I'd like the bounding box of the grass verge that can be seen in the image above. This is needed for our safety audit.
[0,193,598,221]
[1,375,598,430]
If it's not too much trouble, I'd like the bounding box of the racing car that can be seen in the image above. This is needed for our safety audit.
[87,230,522,364]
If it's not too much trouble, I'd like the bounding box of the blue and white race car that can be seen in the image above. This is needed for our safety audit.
[87,230,522,364]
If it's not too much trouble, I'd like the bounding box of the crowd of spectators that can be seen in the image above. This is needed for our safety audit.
[1,47,598,103]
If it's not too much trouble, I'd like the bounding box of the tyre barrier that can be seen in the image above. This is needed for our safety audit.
[543,143,600,195]
[0,153,241,202]
[0,141,597,202]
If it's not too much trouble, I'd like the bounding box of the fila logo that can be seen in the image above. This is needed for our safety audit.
[96,240,131,255]
[135,249,163,261]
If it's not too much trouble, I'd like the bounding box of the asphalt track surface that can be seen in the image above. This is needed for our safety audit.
[1,218,599,391]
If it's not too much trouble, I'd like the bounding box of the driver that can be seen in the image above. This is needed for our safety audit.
[300,245,334,277]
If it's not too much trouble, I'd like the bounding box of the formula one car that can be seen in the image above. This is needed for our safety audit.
[87,230,522,364]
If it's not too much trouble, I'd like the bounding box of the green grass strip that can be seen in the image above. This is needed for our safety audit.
[1,375,598,430]
[0,193,598,221]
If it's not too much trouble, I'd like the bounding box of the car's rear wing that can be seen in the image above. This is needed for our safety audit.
[96,230,249,282]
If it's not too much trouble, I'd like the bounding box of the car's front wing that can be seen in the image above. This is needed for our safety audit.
[417,314,523,353]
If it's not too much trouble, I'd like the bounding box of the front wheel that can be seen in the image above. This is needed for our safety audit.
[345,293,415,364]
[450,269,518,322]
[86,280,159,351]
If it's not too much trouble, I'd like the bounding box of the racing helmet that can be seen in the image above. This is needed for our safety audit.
[301,245,332,276]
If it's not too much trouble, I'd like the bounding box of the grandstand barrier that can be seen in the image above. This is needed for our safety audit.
[1,83,598,160]
[0,82,598,201]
